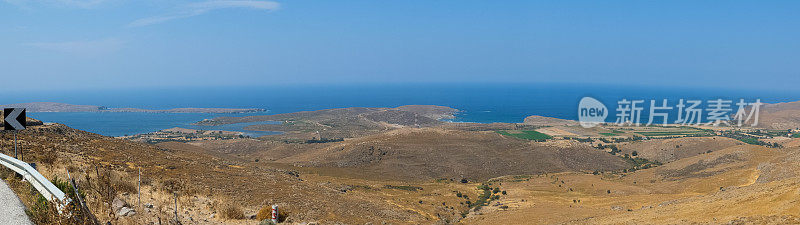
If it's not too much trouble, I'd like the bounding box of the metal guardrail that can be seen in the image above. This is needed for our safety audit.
[0,152,68,203]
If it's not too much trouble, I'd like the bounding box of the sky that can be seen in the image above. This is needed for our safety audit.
[1,0,799,91]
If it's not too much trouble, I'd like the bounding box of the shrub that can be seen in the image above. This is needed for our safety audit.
[221,205,245,220]
[384,185,423,191]
[161,179,184,194]
[38,150,58,165]
[113,179,137,194]
[256,205,271,221]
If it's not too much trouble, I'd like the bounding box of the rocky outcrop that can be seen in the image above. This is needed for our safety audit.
[112,197,136,217]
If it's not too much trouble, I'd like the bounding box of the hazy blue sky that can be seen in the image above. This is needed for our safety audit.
[1,1,798,91]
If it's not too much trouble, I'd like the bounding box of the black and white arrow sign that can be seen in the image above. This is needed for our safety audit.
[3,108,26,130]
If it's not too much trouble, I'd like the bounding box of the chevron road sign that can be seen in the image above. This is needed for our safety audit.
[3,108,26,130]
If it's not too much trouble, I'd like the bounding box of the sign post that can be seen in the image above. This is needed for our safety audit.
[4,108,27,159]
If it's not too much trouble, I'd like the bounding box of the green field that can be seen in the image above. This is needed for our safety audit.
[793,133,800,138]
[599,132,619,136]
[634,131,710,137]
[497,130,553,140]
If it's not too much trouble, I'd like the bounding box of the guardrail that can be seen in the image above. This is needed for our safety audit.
[0,152,68,203]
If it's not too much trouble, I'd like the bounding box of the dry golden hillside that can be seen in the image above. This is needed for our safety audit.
[6,113,800,224]
[461,142,800,224]
[757,101,800,130]
[618,136,742,163]
[191,128,630,182]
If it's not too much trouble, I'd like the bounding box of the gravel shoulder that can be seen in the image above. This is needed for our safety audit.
[0,180,32,225]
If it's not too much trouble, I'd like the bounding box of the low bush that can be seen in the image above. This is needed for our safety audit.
[221,205,245,220]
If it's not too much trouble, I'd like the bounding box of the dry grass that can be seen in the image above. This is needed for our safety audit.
[221,204,245,220]
[1,167,97,225]
[160,178,184,194]
[113,179,137,194]
[256,205,272,221]
[38,149,59,165]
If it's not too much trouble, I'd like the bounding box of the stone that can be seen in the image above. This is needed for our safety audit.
[112,198,127,213]
[117,207,136,217]
[112,197,137,217]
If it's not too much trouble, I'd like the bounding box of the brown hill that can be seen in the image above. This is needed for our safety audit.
[618,136,742,163]
[201,105,456,126]
[200,105,458,139]
[276,128,629,181]
[9,115,800,224]
[4,123,466,224]
[394,105,458,120]
[756,100,800,130]
[462,141,791,224]
[523,115,578,126]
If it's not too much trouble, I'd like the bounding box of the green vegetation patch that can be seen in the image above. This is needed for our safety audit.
[496,130,552,141]
[468,184,494,211]
[599,133,618,136]
[634,131,709,137]
[739,137,762,145]
[383,185,423,191]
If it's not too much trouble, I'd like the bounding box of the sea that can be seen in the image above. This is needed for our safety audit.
[3,83,798,137]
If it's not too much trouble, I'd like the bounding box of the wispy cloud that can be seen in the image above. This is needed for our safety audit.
[129,0,279,27]
[24,38,125,55]
[3,0,112,9]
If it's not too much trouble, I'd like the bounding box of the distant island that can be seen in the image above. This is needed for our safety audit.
[0,102,265,113]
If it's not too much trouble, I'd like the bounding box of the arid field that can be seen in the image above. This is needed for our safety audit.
[2,103,800,224]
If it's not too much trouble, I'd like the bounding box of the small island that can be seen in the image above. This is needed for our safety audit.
[0,102,265,113]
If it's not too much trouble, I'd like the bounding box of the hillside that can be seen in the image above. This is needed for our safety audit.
[522,115,578,126]
[2,123,475,224]
[200,105,457,125]
[200,128,630,181]
[757,100,800,130]
[618,136,742,163]
[7,110,800,224]
[198,105,459,139]
[461,142,797,224]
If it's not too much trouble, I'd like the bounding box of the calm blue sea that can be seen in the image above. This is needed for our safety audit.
[4,83,799,137]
